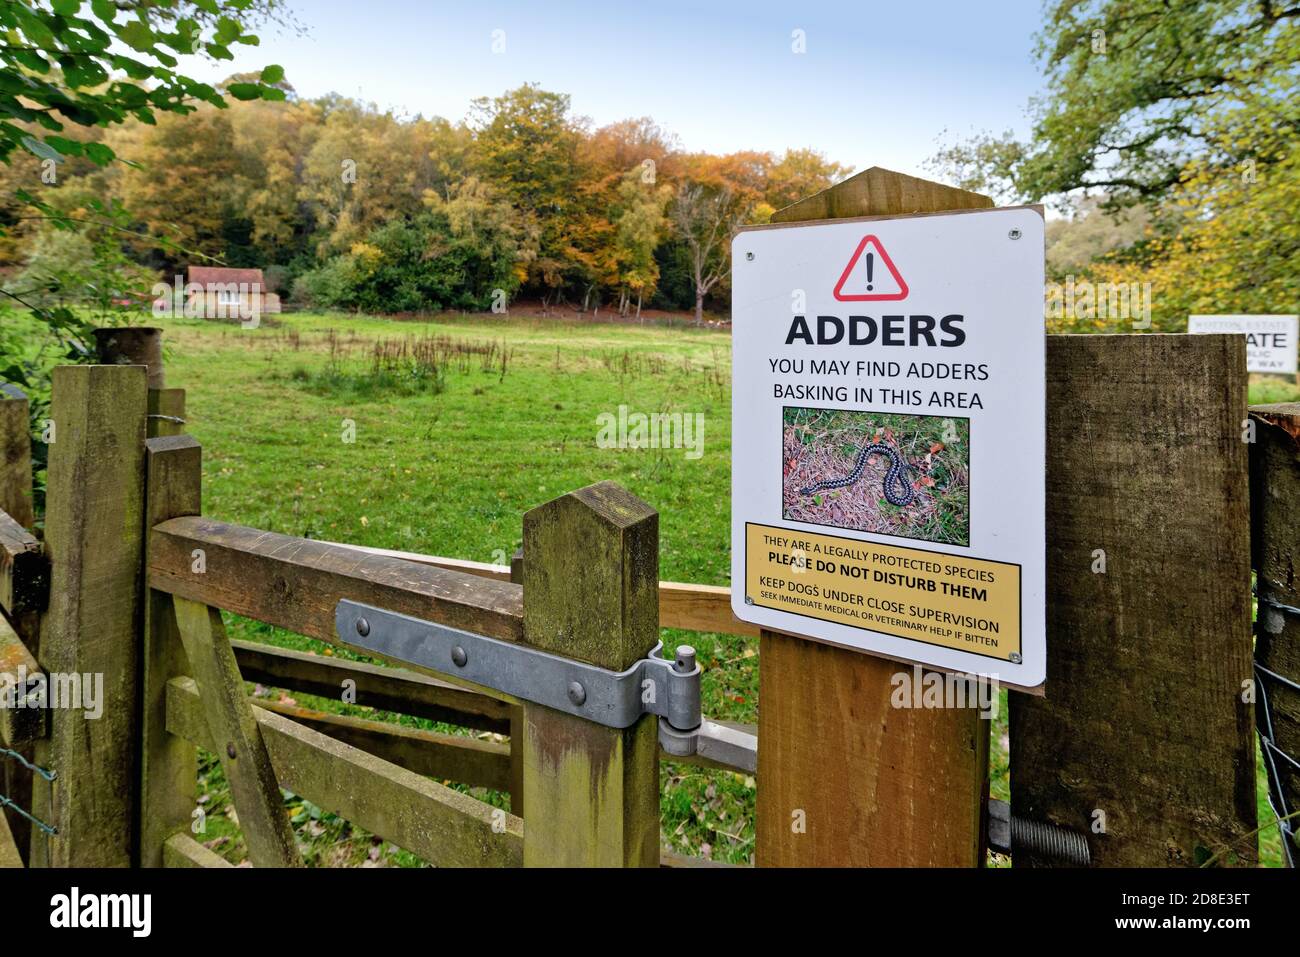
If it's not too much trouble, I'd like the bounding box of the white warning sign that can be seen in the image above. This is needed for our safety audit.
[730,206,1047,688]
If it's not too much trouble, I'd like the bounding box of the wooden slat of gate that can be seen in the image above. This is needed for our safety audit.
[172,596,302,867]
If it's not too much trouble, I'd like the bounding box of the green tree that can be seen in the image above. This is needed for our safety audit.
[299,101,448,255]
[296,179,529,313]
[929,0,1299,207]
[1,0,288,512]
[227,89,319,263]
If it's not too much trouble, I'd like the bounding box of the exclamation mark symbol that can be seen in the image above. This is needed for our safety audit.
[865,251,874,291]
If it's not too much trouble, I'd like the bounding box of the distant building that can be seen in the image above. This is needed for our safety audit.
[184,266,281,320]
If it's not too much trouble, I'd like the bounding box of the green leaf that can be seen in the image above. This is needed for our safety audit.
[116,20,156,52]
[43,135,83,156]
[109,54,154,80]
[0,365,30,388]
[260,64,285,85]
[51,0,81,16]
[226,83,263,101]
[84,141,114,165]
[214,16,242,44]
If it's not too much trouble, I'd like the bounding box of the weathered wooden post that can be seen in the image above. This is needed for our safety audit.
[755,168,994,866]
[520,481,660,866]
[1009,336,1256,865]
[508,546,526,818]
[93,326,165,389]
[1248,402,1300,865]
[0,386,33,529]
[138,434,202,866]
[0,386,37,863]
[29,365,148,867]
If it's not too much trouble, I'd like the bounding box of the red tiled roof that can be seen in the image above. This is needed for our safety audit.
[187,266,265,285]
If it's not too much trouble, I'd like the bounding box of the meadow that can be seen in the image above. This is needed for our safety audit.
[106,311,1291,866]
[151,310,754,865]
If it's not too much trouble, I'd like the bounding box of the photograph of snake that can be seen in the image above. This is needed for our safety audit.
[782,406,970,546]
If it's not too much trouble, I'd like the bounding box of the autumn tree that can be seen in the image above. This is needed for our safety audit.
[612,167,671,317]
[116,108,241,265]
[765,148,853,213]
[470,84,588,306]
[299,102,450,255]
[670,180,749,324]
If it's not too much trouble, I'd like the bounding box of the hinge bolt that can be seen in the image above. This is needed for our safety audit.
[355,617,370,637]
[674,645,696,673]
[567,681,587,706]
[226,742,237,760]
[451,646,468,668]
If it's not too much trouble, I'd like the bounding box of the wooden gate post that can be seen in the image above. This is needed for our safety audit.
[138,434,202,865]
[0,387,36,864]
[1249,402,1300,864]
[508,547,526,818]
[755,168,994,867]
[1010,335,1256,866]
[0,387,33,529]
[29,365,148,867]
[520,481,660,866]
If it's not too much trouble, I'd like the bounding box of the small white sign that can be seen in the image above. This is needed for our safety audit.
[1188,315,1298,374]
[730,206,1047,688]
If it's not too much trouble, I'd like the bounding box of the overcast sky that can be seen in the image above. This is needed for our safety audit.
[178,0,1047,178]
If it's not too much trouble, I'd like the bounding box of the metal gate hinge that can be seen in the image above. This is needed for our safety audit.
[335,601,702,744]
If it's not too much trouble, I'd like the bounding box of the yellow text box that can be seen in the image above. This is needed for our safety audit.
[745,523,1020,662]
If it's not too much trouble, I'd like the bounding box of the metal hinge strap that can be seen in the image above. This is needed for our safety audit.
[335,600,701,733]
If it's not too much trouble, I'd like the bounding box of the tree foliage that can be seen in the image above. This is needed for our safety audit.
[931,0,1299,208]
[1,0,287,169]
[930,0,1299,328]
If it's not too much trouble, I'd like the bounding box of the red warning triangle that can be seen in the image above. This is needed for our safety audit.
[832,234,908,302]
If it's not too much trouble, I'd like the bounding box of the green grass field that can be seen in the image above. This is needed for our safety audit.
[150,310,755,864]
[63,310,1293,866]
